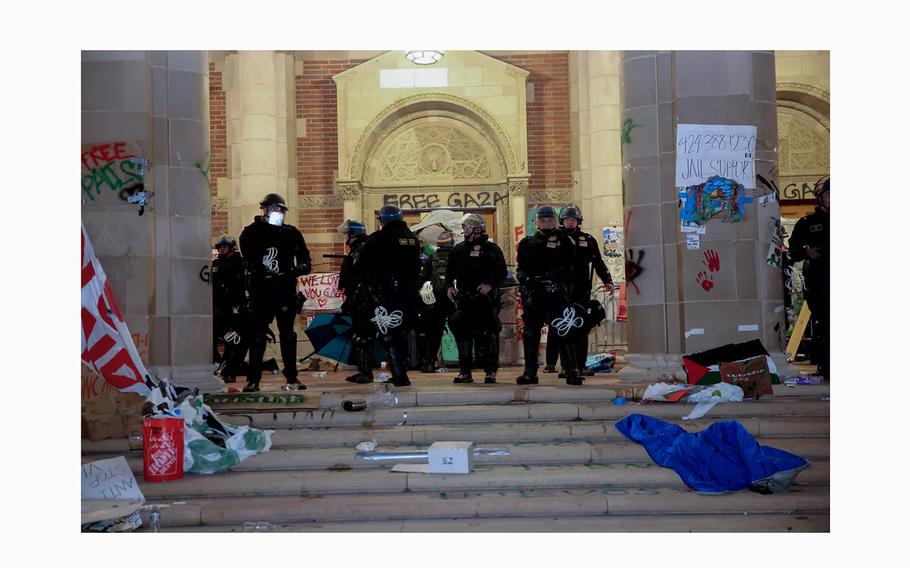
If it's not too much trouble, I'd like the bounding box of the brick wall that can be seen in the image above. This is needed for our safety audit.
[296,59,368,266]
[494,52,571,192]
[208,62,228,239]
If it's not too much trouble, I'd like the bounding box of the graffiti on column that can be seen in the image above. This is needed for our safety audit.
[625,249,644,294]
[196,151,211,189]
[514,225,525,252]
[679,176,747,231]
[81,142,148,202]
[621,118,641,146]
[696,249,720,292]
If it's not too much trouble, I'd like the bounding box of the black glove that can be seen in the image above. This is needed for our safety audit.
[292,264,312,278]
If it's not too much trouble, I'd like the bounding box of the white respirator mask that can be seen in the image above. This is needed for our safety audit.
[267,211,285,226]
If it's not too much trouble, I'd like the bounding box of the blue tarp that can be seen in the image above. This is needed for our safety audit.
[615,414,809,495]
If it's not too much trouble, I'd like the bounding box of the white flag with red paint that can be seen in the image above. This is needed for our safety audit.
[81,223,152,396]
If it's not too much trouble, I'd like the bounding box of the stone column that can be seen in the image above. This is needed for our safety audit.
[508,176,530,249]
[223,51,297,236]
[82,50,220,392]
[617,51,794,382]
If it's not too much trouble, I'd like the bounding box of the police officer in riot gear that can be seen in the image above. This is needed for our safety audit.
[239,193,312,392]
[356,204,421,387]
[416,231,456,373]
[549,204,614,377]
[212,236,248,383]
[445,215,508,384]
[516,206,582,385]
[337,219,375,384]
[789,177,830,381]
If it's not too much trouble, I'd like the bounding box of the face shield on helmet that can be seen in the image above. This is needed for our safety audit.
[459,213,486,240]
[377,204,403,225]
[337,219,367,242]
[536,205,558,233]
[559,204,583,230]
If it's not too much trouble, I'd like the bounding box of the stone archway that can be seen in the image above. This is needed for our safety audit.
[776,83,830,207]
[337,94,530,263]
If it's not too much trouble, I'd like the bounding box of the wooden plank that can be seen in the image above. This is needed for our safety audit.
[786,303,812,360]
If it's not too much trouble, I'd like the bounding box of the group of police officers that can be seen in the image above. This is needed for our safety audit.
[211,193,614,391]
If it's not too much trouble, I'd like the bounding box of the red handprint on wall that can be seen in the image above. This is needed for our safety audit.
[696,271,714,291]
[703,249,720,272]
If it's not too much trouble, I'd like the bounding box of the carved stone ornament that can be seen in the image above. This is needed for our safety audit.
[777,107,830,175]
[299,195,343,209]
[508,179,529,197]
[337,182,362,201]
[211,197,227,211]
[373,124,495,184]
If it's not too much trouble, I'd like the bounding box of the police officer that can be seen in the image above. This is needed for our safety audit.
[789,177,830,381]
[445,215,507,384]
[556,204,613,377]
[337,219,375,384]
[212,236,248,383]
[516,206,581,385]
[416,231,456,373]
[356,204,421,387]
[239,193,312,392]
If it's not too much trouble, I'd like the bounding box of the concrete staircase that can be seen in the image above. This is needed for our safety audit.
[81,375,830,532]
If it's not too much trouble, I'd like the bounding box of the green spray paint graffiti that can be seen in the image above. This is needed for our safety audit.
[81,141,147,202]
[196,152,211,189]
[621,118,642,145]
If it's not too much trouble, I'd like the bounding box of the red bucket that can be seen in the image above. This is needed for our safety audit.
[142,417,185,482]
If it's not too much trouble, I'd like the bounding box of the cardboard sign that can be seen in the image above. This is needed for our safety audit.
[297,273,345,311]
[719,356,773,398]
[81,456,145,502]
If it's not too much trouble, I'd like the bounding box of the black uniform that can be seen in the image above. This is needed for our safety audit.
[517,229,580,381]
[445,235,508,376]
[416,246,454,372]
[789,206,829,379]
[356,220,422,384]
[338,233,374,381]
[239,216,312,386]
[212,250,249,378]
[546,228,612,373]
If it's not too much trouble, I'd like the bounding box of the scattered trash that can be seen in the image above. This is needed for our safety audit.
[343,400,368,412]
[225,387,239,394]
[437,367,449,373]
[615,413,809,495]
[784,375,825,385]
[143,416,185,482]
[642,382,692,403]
[682,382,744,421]
[585,353,617,373]
[312,371,327,379]
[428,441,474,474]
[611,397,627,405]
[376,372,390,382]
[397,411,409,426]
[148,509,161,532]
[242,521,274,532]
[356,439,377,452]
[282,382,303,391]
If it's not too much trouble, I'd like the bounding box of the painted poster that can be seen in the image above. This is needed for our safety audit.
[679,176,749,232]
[297,273,345,311]
[675,124,757,189]
[81,141,148,203]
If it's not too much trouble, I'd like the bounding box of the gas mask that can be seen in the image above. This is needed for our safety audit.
[267,211,286,226]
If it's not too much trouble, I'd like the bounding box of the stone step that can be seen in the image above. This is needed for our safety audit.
[81,415,830,454]
[137,460,830,500]
[221,398,829,430]
[314,383,828,409]
[151,512,830,532]
[103,437,828,475]
[141,485,830,527]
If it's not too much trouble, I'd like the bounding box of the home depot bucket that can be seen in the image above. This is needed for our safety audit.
[142,417,184,482]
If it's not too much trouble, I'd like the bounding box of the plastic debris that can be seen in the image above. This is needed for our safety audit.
[312,371,327,379]
[242,521,274,532]
[612,397,627,405]
[681,383,744,421]
[376,372,390,382]
[356,440,377,452]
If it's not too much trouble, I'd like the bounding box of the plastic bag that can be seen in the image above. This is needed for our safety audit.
[682,382,743,421]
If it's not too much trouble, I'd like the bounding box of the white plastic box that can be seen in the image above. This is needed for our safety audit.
[427,441,475,474]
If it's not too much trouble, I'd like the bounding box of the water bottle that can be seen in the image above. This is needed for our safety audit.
[149,510,160,533]
[376,372,390,382]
